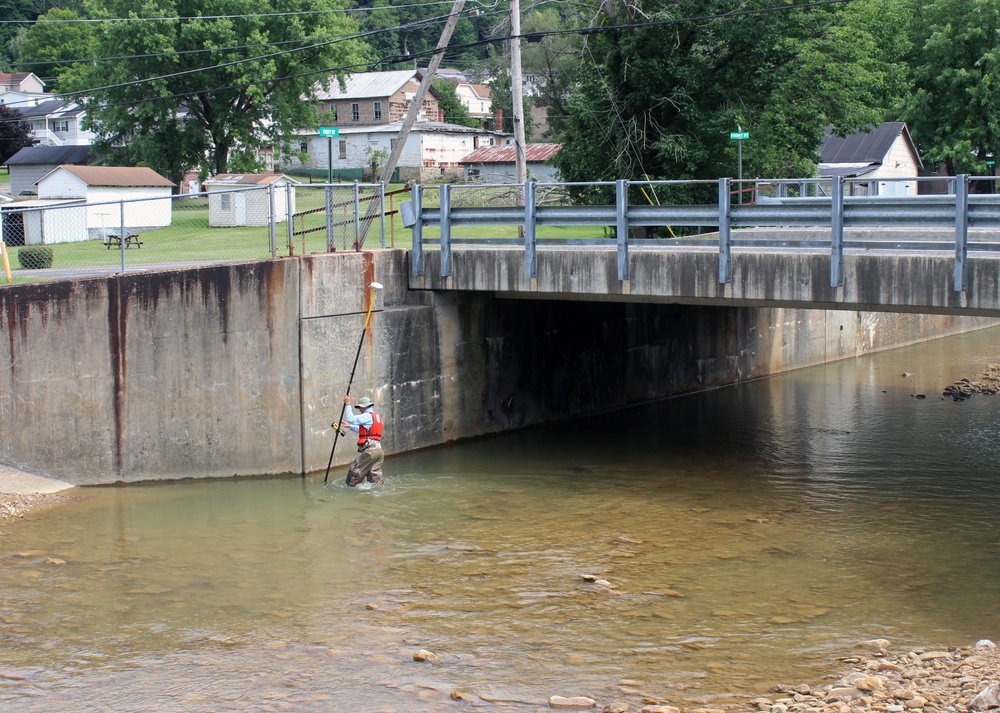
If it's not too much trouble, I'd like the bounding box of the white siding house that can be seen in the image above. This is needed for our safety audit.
[36,165,175,238]
[203,173,299,227]
[1,199,87,245]
[819,122,922,196]
[284,120,506,182]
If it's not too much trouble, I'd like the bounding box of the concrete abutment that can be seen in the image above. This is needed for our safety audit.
[0,249,993,485]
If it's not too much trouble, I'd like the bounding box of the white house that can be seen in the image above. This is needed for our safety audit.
[285,120,507,182]
[203,173,299,227]
[460,143,562,182]
[819,122,922,196]
[0,72,46,94]
[17,100,96,147]
[36,165,175,238]
[454,82,492,120]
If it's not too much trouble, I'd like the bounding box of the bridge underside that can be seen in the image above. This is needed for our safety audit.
[411,247,1000,318]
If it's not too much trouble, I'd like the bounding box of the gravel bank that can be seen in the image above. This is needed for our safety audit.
[0,491,75,521]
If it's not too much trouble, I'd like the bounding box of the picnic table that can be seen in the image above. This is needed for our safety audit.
[106,233,143,249]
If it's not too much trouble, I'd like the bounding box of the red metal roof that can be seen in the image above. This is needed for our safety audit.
[459,143,562,164]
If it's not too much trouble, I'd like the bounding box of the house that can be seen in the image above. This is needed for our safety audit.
[203,173,299,227]
[0,72,46,94]
[6,145,92,197]
[460,143,562,182]
[454,83,492,120]
[313,70,441,126]
[819,122,922,196]
[284,120,507,183]
[20,100,95,147]
[36,165,175,238]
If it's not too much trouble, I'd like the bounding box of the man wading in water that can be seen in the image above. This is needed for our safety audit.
[336,395,384,486]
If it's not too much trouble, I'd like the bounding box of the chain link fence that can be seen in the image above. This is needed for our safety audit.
[1,182,407,281]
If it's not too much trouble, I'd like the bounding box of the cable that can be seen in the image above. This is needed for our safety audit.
[0,1,467,24]
[0,0,853,122]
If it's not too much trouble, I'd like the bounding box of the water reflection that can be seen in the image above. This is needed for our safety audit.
[2,328,1000,711]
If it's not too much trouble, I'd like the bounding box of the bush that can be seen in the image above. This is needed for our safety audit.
[17,246,54,269]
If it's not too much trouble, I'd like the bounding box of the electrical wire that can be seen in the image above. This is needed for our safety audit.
[0,0,853,123]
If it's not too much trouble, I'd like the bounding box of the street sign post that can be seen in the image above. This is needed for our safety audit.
[729,127,749,203]
[320,127,340,183]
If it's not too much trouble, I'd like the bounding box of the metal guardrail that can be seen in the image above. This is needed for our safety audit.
[402,176,1000,293]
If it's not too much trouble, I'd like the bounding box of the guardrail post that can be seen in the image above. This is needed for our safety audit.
[411,184,423,276]
[718,177,731,284]
[830,175,844,287]
[353,182,361,250]
[616,179,629,281]
[286,183,294,255]
[524,180,537,278]
[268,184,277,258]
[118,200,128,275]
[379,182,387,249]
[955,173,969,292]
[440,184,452,278]
[325,185,334,251]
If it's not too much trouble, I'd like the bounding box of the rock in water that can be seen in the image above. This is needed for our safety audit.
[549,695,597,709]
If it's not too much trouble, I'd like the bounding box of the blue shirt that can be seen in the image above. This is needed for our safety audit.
[343,405,373,434]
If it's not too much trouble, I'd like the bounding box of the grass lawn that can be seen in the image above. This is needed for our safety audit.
[5,184,610,276]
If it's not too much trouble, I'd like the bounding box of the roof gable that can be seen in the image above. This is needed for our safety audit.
[315,70,441,101]
[45,165,174,188]
[6,145,91,166]
[203,172,298,186]
[460,143,562,164]
[820,122,913,165]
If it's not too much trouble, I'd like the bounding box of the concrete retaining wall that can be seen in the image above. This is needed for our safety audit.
[1,249,993,485]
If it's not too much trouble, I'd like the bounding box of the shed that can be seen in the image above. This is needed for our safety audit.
[5,145,91,197]
[819,122,922,196]
[203,173,299,227]
[1,199,87,246]
[459,143,563,182]
[36,165,175,239]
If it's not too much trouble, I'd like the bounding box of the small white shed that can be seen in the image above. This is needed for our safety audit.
[1,199,87,245]
[203,173,299,227]
[36,165,175,239]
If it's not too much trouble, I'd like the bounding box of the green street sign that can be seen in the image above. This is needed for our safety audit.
[987,160,996,167]
[730,131,750,140]
[319,126,340,137]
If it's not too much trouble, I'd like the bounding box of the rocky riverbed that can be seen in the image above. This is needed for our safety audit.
[0,491,73,521]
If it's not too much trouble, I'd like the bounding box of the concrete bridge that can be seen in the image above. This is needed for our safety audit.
[404,177,1000,317]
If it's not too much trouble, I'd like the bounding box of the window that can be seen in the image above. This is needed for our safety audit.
[373,101,382,120]
[299,142,308,153]
[53,120,69,132]
[328,105,337,121]
[389,138,397,152]
[351,103,359,121]
[339,140,347,160]
[221,194,231,210]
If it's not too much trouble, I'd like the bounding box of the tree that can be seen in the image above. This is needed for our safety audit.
[488,68,533,139]
[0,105,33,164]
[553,0,910,186]
[431,78,478,127]
[60,0,368,185]
[904,0,1000,176]
[13,8,96,93]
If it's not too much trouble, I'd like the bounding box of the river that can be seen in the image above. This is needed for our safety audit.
[2,326,1000,712]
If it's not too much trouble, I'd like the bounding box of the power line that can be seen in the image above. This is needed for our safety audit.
[0,0,853,123]
[0,0,472,24]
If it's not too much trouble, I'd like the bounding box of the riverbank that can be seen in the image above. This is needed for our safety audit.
[0,466,74,522]
[713,639,1000,713]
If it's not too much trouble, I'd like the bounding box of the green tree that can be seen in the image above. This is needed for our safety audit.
[432,78,477,127]
[904,0,1000,175]
[0,105,33,163]
[488,68,532,139]
[553,0,909,185]
[61,0,368,184]
[13,8,96,92]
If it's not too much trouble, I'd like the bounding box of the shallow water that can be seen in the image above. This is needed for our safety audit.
[2,327,1000,712]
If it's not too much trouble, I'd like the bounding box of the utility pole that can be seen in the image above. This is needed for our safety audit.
[378,0,466,185]
[510,0,527,199]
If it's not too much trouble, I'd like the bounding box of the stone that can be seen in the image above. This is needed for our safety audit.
[855,676,886,692]
[365,603,379,610]
[969,683,1000,710]
[603,704,629,713]
[976,640,996,649]
[639,706,680,713]
[413,649,439,663]
[44,557,66,566]
[549,695,597,709]
[862,639,892,653]
[827,687,864,702]
[450,691,474,702]
[918,652,951,662]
